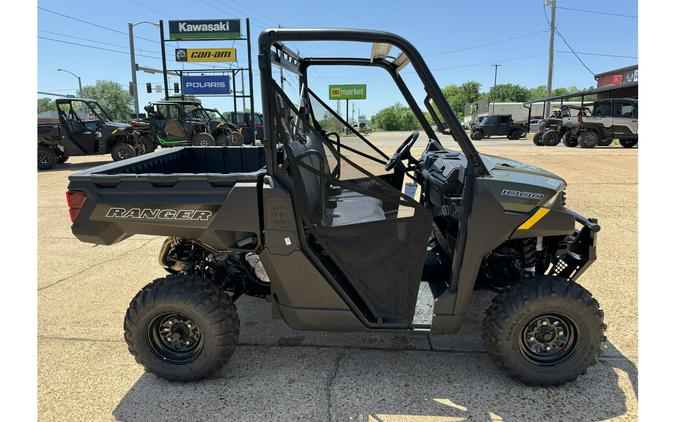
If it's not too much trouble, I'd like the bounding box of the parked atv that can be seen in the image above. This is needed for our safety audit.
[471,114,527,140]
[67,28,605,386]
[533,105,590,147]
[37,98,142,170]
[575,98,638,148]
[131,101,215,149]
[200,107,245,146]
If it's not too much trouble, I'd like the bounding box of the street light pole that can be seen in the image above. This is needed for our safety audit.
[57,68,82,96]
[545,0,557,117]
[490,64,501,115]
[128,23,139,117]
[128,21,160,117]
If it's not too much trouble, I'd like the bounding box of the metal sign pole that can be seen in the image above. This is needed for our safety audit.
[159,20,169,100]
[246,18,255,141]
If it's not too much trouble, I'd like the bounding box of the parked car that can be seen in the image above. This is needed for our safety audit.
[226,111,264,144]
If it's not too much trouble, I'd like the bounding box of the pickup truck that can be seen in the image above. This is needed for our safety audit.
[38,98,143,170]
[470,114,528,140]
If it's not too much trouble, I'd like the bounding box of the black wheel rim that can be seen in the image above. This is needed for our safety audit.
[116,147,131,159]
[146,312,204,365]
[519,313,578,366]
[38,152,50,165]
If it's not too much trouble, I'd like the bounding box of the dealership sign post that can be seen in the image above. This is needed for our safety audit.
[181,75,231,95]
[168,19,241,40]
[329,84,367,125]
[158,18,256,142]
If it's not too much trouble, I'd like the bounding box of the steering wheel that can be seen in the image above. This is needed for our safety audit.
[384,131,419,171]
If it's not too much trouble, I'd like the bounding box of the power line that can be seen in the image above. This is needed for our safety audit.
[544,3,594,76]
[557,6,637,19]
[125,0,174,18]
[426,29,548,57]
[38,29,157,54]
[557,50,637,59]
[37,6,164,46]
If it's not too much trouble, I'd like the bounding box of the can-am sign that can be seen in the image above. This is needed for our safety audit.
[175,48,237,62]
[181,75,231,95]
[169,19,241,40]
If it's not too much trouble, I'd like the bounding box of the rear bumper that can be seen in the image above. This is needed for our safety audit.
[549,208,600,280]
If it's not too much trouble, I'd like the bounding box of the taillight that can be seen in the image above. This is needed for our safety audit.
[66,190,87,223]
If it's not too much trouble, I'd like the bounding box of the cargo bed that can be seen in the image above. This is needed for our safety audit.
[67,146,267,248]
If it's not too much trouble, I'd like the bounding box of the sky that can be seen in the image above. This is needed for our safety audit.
[37,0,638,119]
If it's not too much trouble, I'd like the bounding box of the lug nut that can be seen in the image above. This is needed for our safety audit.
[546,346,551,351]
[186,341,190,345]
[166,336,172,341]
[559,331,564,336]
[553,321,559,325]
[168,321,173,325]
[542,321,548,326]
[529,337,535,341]
[187,324,192,328]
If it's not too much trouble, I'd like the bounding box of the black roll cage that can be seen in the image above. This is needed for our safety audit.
[257,28,488,178]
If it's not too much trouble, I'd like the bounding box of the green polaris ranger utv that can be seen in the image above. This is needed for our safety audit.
[66,28,604,386]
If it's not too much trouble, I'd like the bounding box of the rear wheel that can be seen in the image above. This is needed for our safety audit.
[561,131,578,147]
[620,138,638,148]
[228,132,244,146]
[542,129,561,146]
[38,145,57,170]
[578,130,600,148]
[124,275,240,382]
[508,129,524,140]
[483,276,605,386]
[191,132,216,146]
[56,153,69,164]
[111,142,137,161]
[471,130,484,140]
[532,133,544,146]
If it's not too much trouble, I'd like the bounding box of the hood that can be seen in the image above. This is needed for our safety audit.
[479,154,567,212]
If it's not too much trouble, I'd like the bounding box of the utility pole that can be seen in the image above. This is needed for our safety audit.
[490,64,501,115]
[545,0,557,117]
[128,23,139,117]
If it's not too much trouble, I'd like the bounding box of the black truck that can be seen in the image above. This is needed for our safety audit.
[67,28,604,386]
[470,114,528,140]
[38,98,141,170]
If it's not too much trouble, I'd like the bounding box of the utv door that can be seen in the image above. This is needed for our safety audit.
[157,104,188,142]
[272,87,433,327]
[56,103,98,155]
[480,115,498,136]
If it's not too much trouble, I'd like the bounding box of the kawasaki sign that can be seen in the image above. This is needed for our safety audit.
[181,75,231,95]
[169,19,241,40]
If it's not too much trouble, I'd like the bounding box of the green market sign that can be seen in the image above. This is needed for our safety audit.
[168,19,241,40]
[329,84,367,100]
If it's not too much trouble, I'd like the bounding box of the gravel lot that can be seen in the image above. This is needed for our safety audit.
[38,132,637,421]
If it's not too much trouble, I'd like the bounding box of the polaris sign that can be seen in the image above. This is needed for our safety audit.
[169,19,241,40]
[181,75,231,95]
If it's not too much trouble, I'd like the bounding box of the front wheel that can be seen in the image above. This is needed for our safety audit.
[483,276,605,386]
[542,129,561,146]
[111,142,137,161]
[124,275,240,382]
[532,132,544,146]
[562,131,578,147]
[578,130,599,148]
[620,138,638,148]
[38,145,57,170]
[191,132,216,146]
[471,130,484,140]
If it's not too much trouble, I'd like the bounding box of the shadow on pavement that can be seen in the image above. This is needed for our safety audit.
[39,160,112,172]
[112,294,637,421]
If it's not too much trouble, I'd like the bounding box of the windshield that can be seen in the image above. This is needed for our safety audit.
[83,101,112,121]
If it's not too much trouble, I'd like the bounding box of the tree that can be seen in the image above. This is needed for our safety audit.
[488,83,531,103]
[38,97,55,113]
[441,81,482,120]
[79,80,133,121]
[371,102,419,131]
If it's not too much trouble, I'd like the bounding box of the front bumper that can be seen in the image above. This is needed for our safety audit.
[549,208,600,281]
